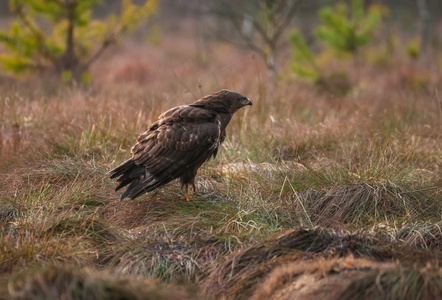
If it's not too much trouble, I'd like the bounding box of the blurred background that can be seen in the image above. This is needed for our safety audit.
[0,0,441,90]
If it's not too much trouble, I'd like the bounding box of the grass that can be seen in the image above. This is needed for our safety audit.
[4,264,193,300]
[202,227,442,299]
[332,265,442,300]
[0,26,441,299]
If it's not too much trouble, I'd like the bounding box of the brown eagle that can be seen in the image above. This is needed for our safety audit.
[109,90,252,201]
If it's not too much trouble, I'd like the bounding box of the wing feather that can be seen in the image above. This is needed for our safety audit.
[111,105,221,200]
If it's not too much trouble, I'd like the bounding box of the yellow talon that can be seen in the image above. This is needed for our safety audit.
[180,183,197,201]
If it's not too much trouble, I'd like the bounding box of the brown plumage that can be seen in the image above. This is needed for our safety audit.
[109,89,252,200]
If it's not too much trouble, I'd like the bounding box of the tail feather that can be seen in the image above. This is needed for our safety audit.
[114,165,145,183]
[109,158,168,200]
[120,178,141,200]
[108,158,136,179]
[124,161,192,200]
[126,177,174,200]
[109,157,189,200]
[109,158,145,199]
[115,178,134,191]
[123,175,158,199]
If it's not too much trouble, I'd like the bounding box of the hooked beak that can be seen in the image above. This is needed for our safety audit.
[246,99,252,106]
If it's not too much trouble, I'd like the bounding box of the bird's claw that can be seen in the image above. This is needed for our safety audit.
[180,194,197,201]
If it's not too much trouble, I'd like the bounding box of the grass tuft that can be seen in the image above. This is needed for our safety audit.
[3,264,193,300]
[332,265,442,300]
[202,227,392,299]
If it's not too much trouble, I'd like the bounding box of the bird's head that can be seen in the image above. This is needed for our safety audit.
[193,89,252,114]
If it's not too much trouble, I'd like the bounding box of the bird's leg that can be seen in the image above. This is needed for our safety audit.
[180,184,190,201]
[192,182,197,193]
[180,183,197,201]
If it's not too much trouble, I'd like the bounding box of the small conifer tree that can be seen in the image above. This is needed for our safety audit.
[0,0,158,81]
[288,29,320,81]
[315,0,385,57]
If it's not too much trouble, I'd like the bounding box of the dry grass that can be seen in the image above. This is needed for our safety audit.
[0,24,441,299]
[202,227,442,299]
[250,258,398,300]
[3,264,194,300]
[331,264,442,300]
[248,258,442,300]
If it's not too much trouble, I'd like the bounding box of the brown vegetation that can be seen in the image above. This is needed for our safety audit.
[0,19,441,299]
[202,227,442,299]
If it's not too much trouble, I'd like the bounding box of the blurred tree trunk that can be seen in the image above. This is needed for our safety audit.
[211,0,304,80]
[59,1,79,77]
[416,0,432,62]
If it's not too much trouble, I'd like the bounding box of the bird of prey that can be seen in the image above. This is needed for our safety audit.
[109,89,252,201]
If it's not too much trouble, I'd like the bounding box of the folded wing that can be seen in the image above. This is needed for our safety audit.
[109,105,220,200]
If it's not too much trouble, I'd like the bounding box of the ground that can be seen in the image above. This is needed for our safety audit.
[0,29,441,299]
